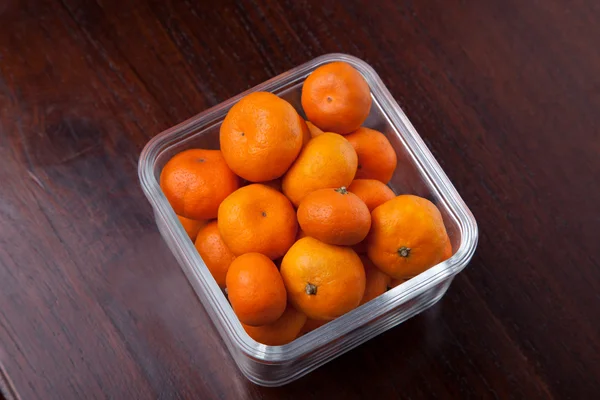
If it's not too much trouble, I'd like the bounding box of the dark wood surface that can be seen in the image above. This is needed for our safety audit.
[1,0,599,398]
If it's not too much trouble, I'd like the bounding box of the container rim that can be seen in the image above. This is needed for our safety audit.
[138,53,478,364]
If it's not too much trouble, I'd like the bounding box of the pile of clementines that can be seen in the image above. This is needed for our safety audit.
[161,62,452,346]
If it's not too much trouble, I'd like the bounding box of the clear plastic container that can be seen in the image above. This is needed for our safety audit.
[138,53,478,386]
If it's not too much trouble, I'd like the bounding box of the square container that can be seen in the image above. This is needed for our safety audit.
[138,54,478,386]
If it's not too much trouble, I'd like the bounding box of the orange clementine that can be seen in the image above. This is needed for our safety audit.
[160,149,240,220]
[280,237,366,321]
[360,256,392,305]
[305,120,324,138]
[297,187,371,246]
[301,62,371,134]
[218,184,297,260]
[346,127,397,183]
[367,195,447,279]
[347,179,396,212]
[177,215,207,241]
[242,305,307,346]
[226,253,287,326]
[299,318,328,335]
[348,179,396,253]
[220,92,304,182]
[299,117,311,147]
[442,234,453,261]
[282,132,357,207]
[194,221,236,288]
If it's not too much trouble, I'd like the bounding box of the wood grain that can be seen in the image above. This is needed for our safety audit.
[1,0,599,398]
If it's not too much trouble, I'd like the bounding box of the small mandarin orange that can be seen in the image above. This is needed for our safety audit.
[160,149,239,220]
[367,195,447,279]
[220,92,304,182]
[281,237,366,321]
[302,62,371,134]
[226,253,287,326]
[346,127,397,183]
[218,184,297,260]
[195,221,236,289]
[282,132,357,207]
[297,187,371,246]
[242,306,307,346]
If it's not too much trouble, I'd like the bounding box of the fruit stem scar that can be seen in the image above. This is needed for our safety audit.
[398,247,411,257]
[326,96,332,102]
[334,186,348,195]
[241,132,245,136]
[261,211,267,217]
[197,158,205,163]
[305,283,317,295]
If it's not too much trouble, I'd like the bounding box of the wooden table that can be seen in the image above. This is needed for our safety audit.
[1,1,599,399]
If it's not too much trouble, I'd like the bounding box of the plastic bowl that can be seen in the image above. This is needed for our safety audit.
[138,53,478,386]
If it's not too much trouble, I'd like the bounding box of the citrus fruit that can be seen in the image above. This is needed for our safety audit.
[280,237,366,321]
[177,215,207,241]
[301,62,371,134]
[442,234,453,261]
[220,91,304,182]
[359,256,392,305]
[346,127,397,183]
[218,184,297,260]
[367,195,447,279]
[305,120,324,138]
[347,179,396,212]
[194,221,236,289]
[348,179,396,253]
[297,186,371,246]
[160,149,240,220]
[282,132,357,207]
[226,253,287,326]
[242,305,307,346]
[299,117,311,147]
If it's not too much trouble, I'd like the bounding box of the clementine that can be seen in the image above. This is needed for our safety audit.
[360,256,392,305]
[297,187,371,246]
[346,127,397,183]
[299,116,311,147]
[301,62,371,134]
[282,132,357,207]
[442,234,453,261]
[226,253,287,326]
[195,221,236,289]
[160,149,239,220]
[305,120,324,138]
[347,179,396,212]
[348,179,396,253]
[242,305,307,346]
[280,237,366,321]
[218,184,297,260]
[177,215,207,241]
[367,195,447,279]
[220,92,304,182]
